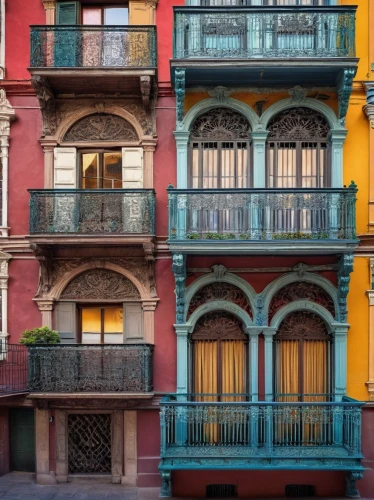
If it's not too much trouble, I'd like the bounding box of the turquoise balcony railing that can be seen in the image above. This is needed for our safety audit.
[173,6,356,60]
[29,189,155,235]
[168,186,357,243]
[30,26,157,68]
[28,344,154,393]
[159,396,363,471]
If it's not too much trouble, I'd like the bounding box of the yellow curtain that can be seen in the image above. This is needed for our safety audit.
[194,341,218,443]
[221,340,245,402]
[276,340,299,403]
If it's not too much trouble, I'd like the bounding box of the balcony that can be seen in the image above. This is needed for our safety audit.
[28,344,154,394]
[171,6,357,88]
[0,344,28,396]
[160,396,364,475]
[167,186,357,255]
[29,25,157,95]
[29,189,155,246]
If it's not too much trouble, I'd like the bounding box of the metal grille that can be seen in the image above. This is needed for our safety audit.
[0,344,28,394]
[285,484,315,497]
[206,484,237,498]
[68,414,111,474]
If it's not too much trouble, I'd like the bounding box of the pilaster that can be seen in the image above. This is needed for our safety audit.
[35,408,56,485]
[122,411,137,486]
[141,138,157,189]
[367,286,374,400]
[175,325,189,394]
[35,299,54,329]
[251,131,269,188]
[332,323,349,401]
[329,129,348,188]
[173,132,189,188]
[363,84,374,230]
[0,252,11,344]
[0,89,15,237]
[247,328,262,401]
[142,300,157,344]
[41,0,56,25]
[263,328,277,401]
[40,139,57,189]
[111,410,123,484]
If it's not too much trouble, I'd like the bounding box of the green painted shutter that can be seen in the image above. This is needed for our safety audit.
[56,2,79,25]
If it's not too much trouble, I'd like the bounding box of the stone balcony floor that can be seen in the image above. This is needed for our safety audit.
[0,473,370,500]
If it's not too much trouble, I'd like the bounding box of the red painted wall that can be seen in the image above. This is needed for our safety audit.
[359,406,374,498]
[172,470,345,498]
[156,0,184,89]
[8,96,44,236]
[5,0,44,80]
[137,410,161,487]
[8,259,40,343]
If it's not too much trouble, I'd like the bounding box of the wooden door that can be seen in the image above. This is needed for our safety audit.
[10,409,35,472]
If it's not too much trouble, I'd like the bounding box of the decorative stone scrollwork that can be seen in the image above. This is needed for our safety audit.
[275,311,330,340]
[63,113,138,142]
[208,86,232,104]
[192,311,246,340]
[190,108,251,140]
[60,269,141,300]
[267,107,329,141]
[268,282,335,321]
[288,85,308,103]
[187,282,252,319]
[31,76,57,136]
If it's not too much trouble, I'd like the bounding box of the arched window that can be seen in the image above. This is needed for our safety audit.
[274,311,333,402]
[266,108,330,188]
[190,311,248,401]
[188,108,252,189]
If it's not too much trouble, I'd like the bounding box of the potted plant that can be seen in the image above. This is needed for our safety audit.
[19,326,60,345]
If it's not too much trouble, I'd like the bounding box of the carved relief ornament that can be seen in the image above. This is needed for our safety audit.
[31,76,57,136]
[60,269,141,300]
[63,113,138,142]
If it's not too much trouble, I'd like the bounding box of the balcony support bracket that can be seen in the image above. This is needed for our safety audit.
[172,253,186,324]
[175,68,185,129]
[345,471,364,498]
[337,68,357,126]
[31,76,57,137]
[160,470,172,498]
[140,76,151,112]
[337,253,354,322]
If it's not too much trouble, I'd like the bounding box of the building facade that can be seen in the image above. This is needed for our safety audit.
[0,0,374,498]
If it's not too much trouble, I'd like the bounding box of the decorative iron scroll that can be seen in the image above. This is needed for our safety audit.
[188,283,252,318]
[29,189,155,235]
[275,311,329,340]
[30,26,157,68]
[64,113,138,142]
[267,108,330,141]
[190,108,251,140]
[61,269,140,300]
[268,282,335,321]
[168,186,357,241]
[28,344,154,392]
[174,10,355,59]
[192,311,246,340]
[68,414,111,473]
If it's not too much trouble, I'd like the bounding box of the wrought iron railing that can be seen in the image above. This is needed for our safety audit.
[28,344,154,393]
[0,344,28,395]
[160,395,363,458]
[29,189,156,235]
[168,186,357,242]
[30,26,157,68]
[173,6,356,59]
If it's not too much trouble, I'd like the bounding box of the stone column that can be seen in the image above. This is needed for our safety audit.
[142,140,156,189]
[42,0,57,25]
[40,140,57,189]
[55,410,68,483]
[36,408,56,485]
[175,325,189,394]
[36,299,54,328]
[122,411,137,486]
[332,323,349,402]
[263,328,277,401]
[142,300,157,344]
[112,411,123,484]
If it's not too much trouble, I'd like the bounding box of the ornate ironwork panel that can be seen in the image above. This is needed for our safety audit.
[160,396,363,458]
[61,269,140,300]
[168,186,357,241]
[190,109,251,140]
[68,414,111,473]
[192,311,246,340]
[64,114,138,142]
[0,344,28,394]
[268,282,335,321]
[188,283,252,318]
[28,344,154,392]
[30,26,156,68]
[267,108,329,141]
[275,311,330,340]
[174,8,356,59]
[29,189,155,235]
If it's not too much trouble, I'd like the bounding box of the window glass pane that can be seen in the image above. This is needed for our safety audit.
[104,307,123,344]
[82,7,102,25]
[103,152,122,189]
[82,153,99,189]
[104,7,128,25]
[82,308,101,344]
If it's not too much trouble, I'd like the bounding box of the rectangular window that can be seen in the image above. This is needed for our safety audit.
[81,151,122,189]
[82,5,128,25]
[81,306,123,344]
